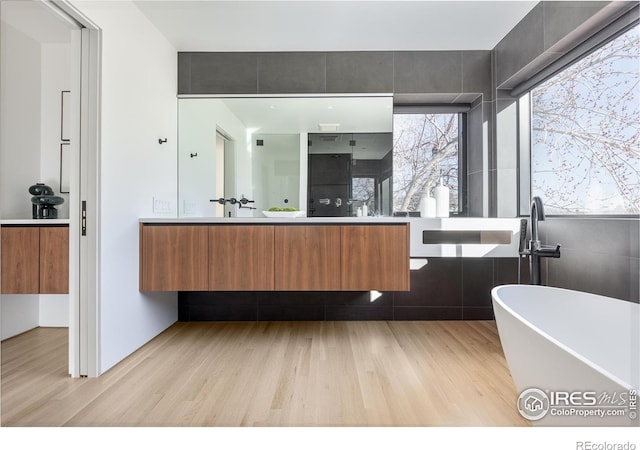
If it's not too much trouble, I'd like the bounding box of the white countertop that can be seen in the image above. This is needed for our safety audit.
[0,218,70,225]
[139,216,411,224]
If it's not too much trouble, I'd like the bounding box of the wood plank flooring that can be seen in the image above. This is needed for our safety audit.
[1,321,528,426]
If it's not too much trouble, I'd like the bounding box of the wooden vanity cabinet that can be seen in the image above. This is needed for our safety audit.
[139,224,209,291]
[1,225,69,294]
[341,225,409,291]
[209,225,275,290]
[274,225,341,290]
[139,222,410,292]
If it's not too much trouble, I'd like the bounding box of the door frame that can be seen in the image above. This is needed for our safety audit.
[51,1,101,377]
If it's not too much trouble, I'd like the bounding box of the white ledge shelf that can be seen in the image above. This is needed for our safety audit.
[408,218,522,258]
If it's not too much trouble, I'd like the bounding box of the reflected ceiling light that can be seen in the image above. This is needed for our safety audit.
[370,290,382,303]
[318,123,340,132]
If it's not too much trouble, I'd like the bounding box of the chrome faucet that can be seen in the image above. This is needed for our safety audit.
[522,196,561,285]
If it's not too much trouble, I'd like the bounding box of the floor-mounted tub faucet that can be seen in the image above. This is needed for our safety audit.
[523,196,561,285]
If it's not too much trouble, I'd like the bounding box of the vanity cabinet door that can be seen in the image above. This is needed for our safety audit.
[39,226,69,294]
[274,225,341,291]
[1,227,40,294]
[341,225,410,291]
[140,225,209,291]
[209,225,275,290]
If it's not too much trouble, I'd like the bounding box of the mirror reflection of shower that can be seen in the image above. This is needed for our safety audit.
[307,133,393,217]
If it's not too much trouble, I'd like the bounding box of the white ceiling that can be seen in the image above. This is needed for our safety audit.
[134,0,538,52]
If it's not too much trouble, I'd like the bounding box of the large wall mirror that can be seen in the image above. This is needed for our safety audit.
[178,96,393,218]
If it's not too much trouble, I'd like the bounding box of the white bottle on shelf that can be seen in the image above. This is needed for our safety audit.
[362,204,368,217]
[419,190,437,218]
[434,177,450,218]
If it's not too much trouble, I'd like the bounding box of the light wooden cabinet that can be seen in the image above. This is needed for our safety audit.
[209,225,274,290]
[139,224,209,291]
[139,223,409,292]
[1,225,69,295]
[341,225,410,291]
[275,225,341,290]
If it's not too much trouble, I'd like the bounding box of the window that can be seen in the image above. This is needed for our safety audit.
[529,24,639,215]
[392,112,464,214]
[352,177,375,208]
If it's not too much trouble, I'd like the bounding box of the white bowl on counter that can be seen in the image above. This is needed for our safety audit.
[262,210,306,218]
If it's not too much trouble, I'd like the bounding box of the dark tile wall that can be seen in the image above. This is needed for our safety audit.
[492,1,632,89]
[178,257,523,321]
[539,217,639,303]
[393,51,462,94]
[467,97,486,217]
[178,52,259,94]
[542,1,614,52]
[178,50,491,99]
[326,52,394,93]
[493,2,545,89]
[258,53,326,94]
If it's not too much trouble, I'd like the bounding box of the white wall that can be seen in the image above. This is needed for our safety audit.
[39,294,69,327]
[70,0,179,373]
[178,99,250,217]
[40,43,72,219]
[1,295,39,340]
[0,23,42,219]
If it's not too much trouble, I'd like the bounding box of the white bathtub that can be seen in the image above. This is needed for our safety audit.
[492,284,639,426]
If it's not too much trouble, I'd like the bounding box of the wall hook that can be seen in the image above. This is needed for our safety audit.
[158,138,167,144]
[190,153,198,158]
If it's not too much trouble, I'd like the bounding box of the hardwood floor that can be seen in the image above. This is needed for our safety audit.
[1,321,528,426]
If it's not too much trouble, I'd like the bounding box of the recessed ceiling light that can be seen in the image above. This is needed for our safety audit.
[318,123,340,132]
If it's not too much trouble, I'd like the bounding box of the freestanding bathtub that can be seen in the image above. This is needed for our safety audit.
[492,284,639,426]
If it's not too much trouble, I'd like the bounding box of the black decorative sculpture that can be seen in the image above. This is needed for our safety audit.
[29,183,64,219]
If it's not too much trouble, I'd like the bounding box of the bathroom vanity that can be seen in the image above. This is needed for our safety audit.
[142,217,523,321]
[139,218,411,292]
